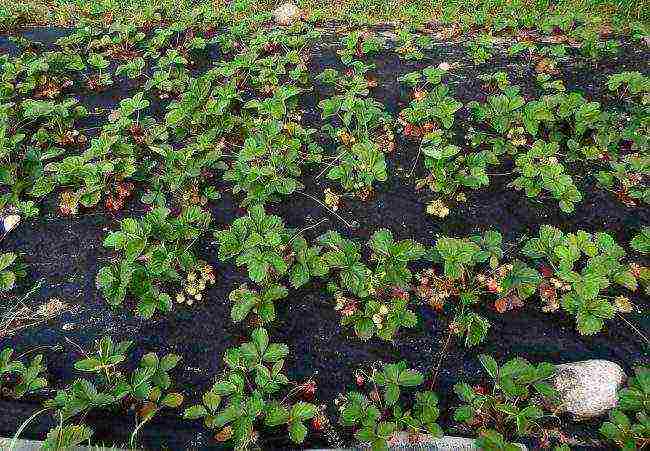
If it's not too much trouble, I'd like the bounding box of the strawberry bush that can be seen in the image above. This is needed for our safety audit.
[0,2,647,450]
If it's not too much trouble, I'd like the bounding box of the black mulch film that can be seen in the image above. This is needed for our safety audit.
[0,24,648,450]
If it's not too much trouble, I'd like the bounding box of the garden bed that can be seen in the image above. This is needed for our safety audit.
[1,7,649,451]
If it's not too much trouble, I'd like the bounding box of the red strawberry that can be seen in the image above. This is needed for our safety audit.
[487,278,500,293]
[539,265,553,278]
[473,385,487,395]
[299,381,316,401]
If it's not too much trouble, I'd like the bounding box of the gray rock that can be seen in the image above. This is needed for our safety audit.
[382,433,527,450]
[272,2,301,26]
[2,214,20,234]
[552,359,626,420]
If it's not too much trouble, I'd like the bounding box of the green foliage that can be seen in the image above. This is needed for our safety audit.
[454,355,557,439]
[394,29,433,61]
[607,72,650,97]
[522,225,637,335]
[631,227,650,255]
[46,335,183,444]
[468,34,495,64]
[318,63,392,194]
[410,230,511,347]
[434,236,487,280]
[399,75,462,129]
[338,31,385,64]
[320,230,423,340]
[223,120,319,205]
[369,228,425,286]
[0,251,26,291]
[215,205,293,285]
[0,348,47,398]
[42,424,93,451]
[418,130,491,201]
[474,430,525,451]
[338,361,442,451]
[97,206,211,318]
[512,140,581,213]
[594,153,649,207]
[599,366,650,450]
[327,141,388,191]
[183,328,316,449]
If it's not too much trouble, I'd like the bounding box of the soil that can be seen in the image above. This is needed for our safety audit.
[0,24,648,450]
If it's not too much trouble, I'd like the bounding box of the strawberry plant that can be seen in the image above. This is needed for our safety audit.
[319,230,423,340]
[395,29,434,61]
[216,206,329,324]
[337,361,442,450]
[97,205,211,318]
[631,227,650,255]
[146,135,223,207]
[183,328,317,449]
[420,231,524,346]
[594,153,649,207]
[369,228,425,287]
[521,225,638,335]
[215,205,293,285]
[86,52,113,90]
[144,49,190,96]
[511,140,582,213]
[416,130,491,207]
[599,366,650,450]
[0,98,87,216]
[454,354,558,441]
[468,34,495,64]
[474,430,531,450]
[338,31,385,65]
[606,72,649,98]
[318,64,393,195]
[468,88,525,135]
[45,335,183,447]
[0,251,26,291]
[0,347,47,398]
[223,119,318,205]
[326,140,389,192]
[398,68,462,131]
[164,76,240,137]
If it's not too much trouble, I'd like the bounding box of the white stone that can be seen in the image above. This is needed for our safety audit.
[2,214,20,234]
[385,432,527,450]
[272,2,302,26]
[552,359,626,420]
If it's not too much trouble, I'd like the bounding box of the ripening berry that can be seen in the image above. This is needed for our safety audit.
[487,278,500,293]
[539,265,553,278]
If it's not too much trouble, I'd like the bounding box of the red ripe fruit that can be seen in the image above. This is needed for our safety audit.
[299,381,316,401]
[390,287,409,301]
[105,195,124,211]
[130,124,143,136]
[355,374,365,387]
[116,182,134,199]
[404,124,414,137]
[413,90,426,101]
[311,417,322,430]
[473,385,487,395]
[487,278,500,293]
[539,265,553,278]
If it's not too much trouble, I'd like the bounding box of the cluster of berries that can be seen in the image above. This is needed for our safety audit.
[176,262,215,306]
